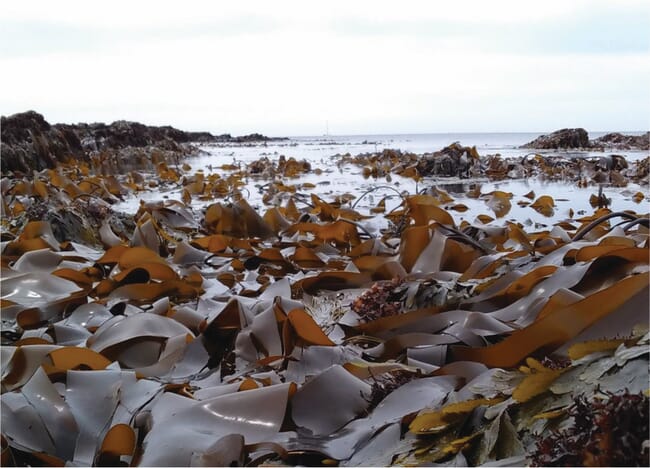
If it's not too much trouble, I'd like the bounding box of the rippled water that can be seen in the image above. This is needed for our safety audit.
[195,132,648,161]
[114,133,649,224]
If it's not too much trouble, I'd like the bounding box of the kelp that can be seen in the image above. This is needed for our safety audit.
[1,152,648,467]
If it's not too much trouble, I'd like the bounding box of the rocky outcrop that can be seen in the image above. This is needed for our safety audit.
[417,143,480,177]
[232,133,284,143]
[203,132,289,143]
[63,121,285,149]
[521,128,649,151]
[57,120,189,153]
[522,128,590,150]
[591,132,649,151]
[1,111,286,173]
[1,111,85,173]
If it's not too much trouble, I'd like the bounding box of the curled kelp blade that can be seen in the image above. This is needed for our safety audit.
[87,313,194,354]
[96,423,137,466]
[189,433,245,467]
[65,370,123,465]
[452,272,649,367]
[139,383,293,466]
[291,364,372,436]
[1,272,82,308]
[2,391,58,456]
[2,345,60,391]
[16,367,78,460]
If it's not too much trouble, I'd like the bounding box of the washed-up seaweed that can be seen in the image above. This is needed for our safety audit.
[1,145,648,467]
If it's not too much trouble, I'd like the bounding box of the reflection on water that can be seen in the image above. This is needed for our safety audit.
[197,132,648,162]
[436,183,472,195]
[114,135,649,226]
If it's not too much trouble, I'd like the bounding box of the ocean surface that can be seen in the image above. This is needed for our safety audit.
[197,131,648,162]
[115,132,649,229]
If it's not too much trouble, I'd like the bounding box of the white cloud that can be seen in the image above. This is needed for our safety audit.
[1,0,648,134]
[1,0,579,27]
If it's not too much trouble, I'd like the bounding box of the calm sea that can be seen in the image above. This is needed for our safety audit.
[115,131,649,224]
[199,131,648,163]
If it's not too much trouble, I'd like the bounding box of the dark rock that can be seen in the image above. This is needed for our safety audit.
[417,143,480,177]
[0,117,254,176]
[63,120,187,151]
[591,132,649,151]
[2,111,288,173]
[1,111,86,173]
[635,157,650,180]
[186,131,220,143]
[595,154,628,172]
[1,110,51,142]
[232,133,287,143]
[521,128,590,149]
[47,208,100,246]
[20,195,135,247]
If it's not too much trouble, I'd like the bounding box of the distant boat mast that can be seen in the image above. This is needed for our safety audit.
[325,120,329,137]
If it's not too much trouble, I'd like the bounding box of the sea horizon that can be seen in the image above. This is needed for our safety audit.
[4,108,647,140]
[285,129,648,140]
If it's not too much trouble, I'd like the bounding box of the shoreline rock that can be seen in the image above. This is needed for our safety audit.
[591,132,649,151]
[1,110,287,173]
[522,128,649,151]
[521,128,590,150]
[0,111,86,173]
[416,143,481,178]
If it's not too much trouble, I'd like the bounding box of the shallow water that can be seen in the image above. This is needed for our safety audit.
[113,133,649,224]
[199,132,648,161]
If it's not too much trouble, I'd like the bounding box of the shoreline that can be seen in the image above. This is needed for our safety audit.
[1,111,649,467]
[2,111,648,175]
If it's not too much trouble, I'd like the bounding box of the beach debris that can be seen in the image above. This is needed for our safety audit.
[1,130,649,467]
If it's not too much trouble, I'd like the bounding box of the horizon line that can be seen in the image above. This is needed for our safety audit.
[284,129,649,139]
[2,109,647,139]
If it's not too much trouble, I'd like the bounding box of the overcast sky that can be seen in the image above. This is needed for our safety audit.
[1,0,648,136]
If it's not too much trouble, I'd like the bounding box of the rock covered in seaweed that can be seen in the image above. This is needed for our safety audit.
[65,120,187,152]
[521,128,590,149]
[1,110,287,174]
[1,110,86,173]
[338,143,481,179]
[417,142,481,177]
[522,128,650,151]
[591,131,650,151]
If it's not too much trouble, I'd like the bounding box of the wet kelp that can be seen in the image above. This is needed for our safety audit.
[339,143,649,185]
[1,154,649,467]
